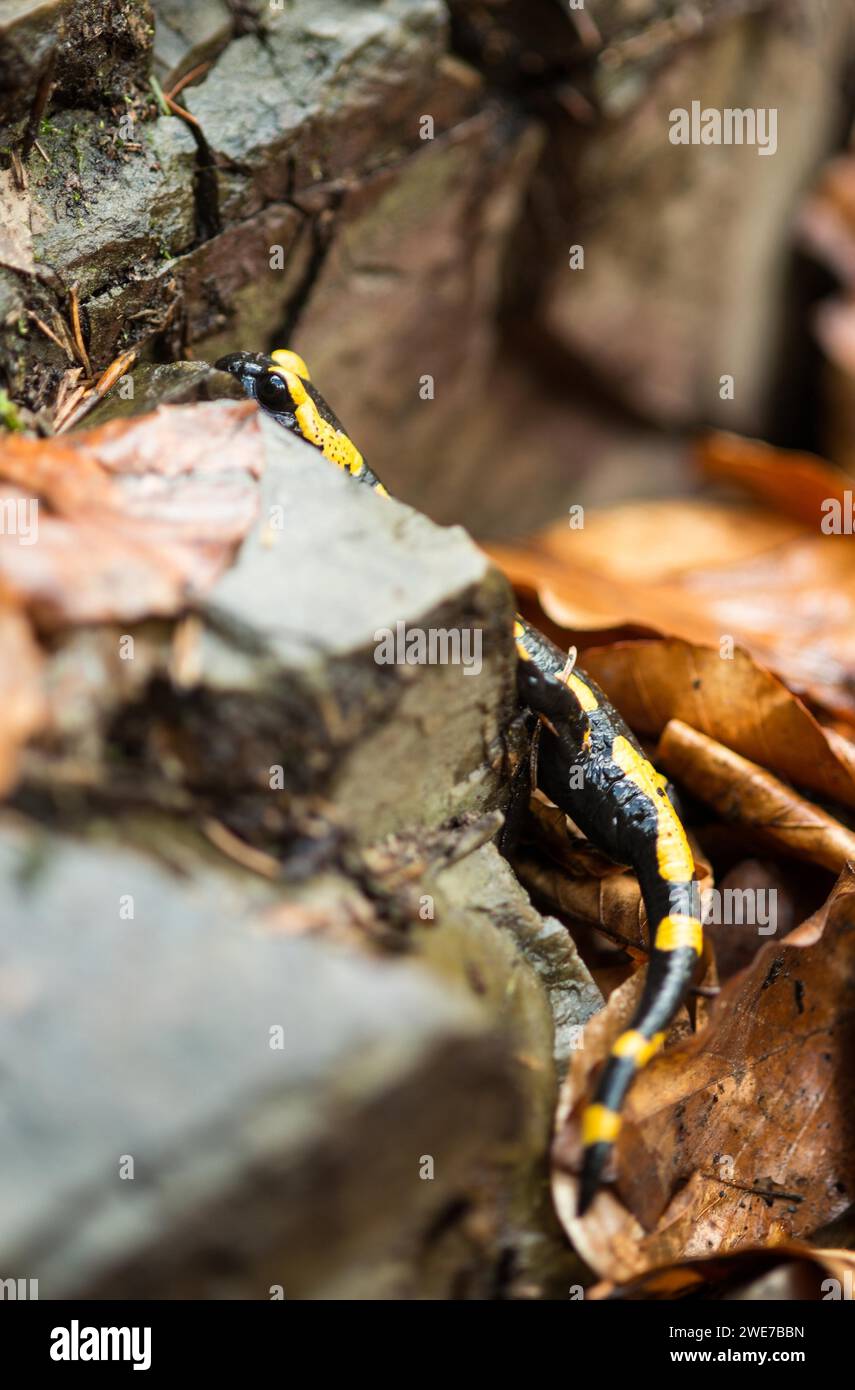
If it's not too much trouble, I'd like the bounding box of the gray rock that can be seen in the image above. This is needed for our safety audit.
[151,0,234,87]
[188,0,453,214]
[0,817,519,1298]
[29,112,197,301]
[529,1,851,435]
[412,839,601,1296]
[186,416,516,838]
[0,0,154,144]
[18,406,516,843]
[79,361,244,428]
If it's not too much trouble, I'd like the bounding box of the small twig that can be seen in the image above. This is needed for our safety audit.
[53,366,82,419]
[26,310,73,359]
[53,384,88,432]
[10,150,27,191]
[68,284,92,377]
[21,48,56,159]
[202,819,281,880]
[703,1174,804,1204]
[150,71,202,129]
[148,74,172,117]
[94,346,138,395]
[163,93,200,127]
[54,346,138,434]
[32,138,51,165]
[165,62,211,102]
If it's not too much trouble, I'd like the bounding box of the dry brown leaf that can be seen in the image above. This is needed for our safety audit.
[658,718,855,873]
[487,496,855,718]
[697,431,855,530]
[0,401,262,626]
[552,867,855,1282]
[0,601,47,795]
[580,639,855,812]
[589,1243,855,1301]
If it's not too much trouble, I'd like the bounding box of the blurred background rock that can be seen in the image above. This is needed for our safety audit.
[3,1,854,533]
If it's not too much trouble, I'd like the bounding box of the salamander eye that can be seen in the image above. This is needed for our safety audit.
[256,372,292,411]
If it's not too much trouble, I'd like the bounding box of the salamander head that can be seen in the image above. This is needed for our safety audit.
[215,351,300,423]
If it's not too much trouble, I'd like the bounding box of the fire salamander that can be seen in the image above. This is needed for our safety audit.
[215,348,704,1215]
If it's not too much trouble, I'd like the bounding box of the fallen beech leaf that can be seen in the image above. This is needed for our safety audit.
[589,1242,855,1301]
[553,867,855,1281]
[0,401,262,626]
[710,860,804,981]
[697,431,855,530]
[487,500,800,631]
[580,639,855,812]
[0,601,47,794]
[658,719,855,874]
[487,498,855,718]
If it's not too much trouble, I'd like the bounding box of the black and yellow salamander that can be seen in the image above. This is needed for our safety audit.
[215,348,704,1215]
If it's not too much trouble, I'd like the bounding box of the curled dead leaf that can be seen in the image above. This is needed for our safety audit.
[581,639,855,812]
[658,718,855,873]
[487,494,855,718]
[0,401,262,627]
[589,1242,855,1301]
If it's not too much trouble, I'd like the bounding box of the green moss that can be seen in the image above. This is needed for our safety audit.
[0,389,24,431]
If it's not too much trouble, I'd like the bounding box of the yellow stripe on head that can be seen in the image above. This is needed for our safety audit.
[610,735,695,883]
[611,1029,665,1066]
[582,1103,622,1147]
[274,368,366,479]
[654,913,703,954]
[270,348,311,380]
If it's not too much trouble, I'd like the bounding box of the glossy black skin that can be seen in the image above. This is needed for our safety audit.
[516,623,699,1214]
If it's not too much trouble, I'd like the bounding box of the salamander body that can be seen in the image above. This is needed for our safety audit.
[215,348,703,1214]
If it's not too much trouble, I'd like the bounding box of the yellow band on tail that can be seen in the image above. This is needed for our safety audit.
[654,913,703,954]
[610,1029,665,1067]
[582,1103,622,1147]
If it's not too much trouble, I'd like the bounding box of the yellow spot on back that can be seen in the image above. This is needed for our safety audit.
[513,619,532,661]
[582,1104,622,1147]
[270,348,311,380]
[565,671,598,712]
[610,735,694,883]
[611,1029,665,1067]
[654,914,703,954]
[276,369,366,478]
